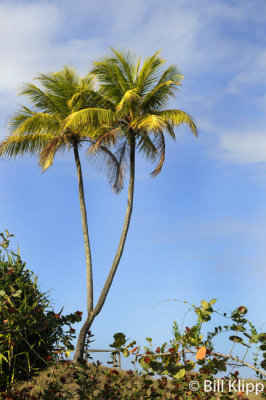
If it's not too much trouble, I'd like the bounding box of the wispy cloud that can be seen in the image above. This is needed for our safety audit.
[218,129,266,164]
[0,2,103,96]
[0,3,59,93]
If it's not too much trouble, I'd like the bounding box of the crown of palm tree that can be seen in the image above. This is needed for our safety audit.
[65,49,198,179]
[0,66,124,191]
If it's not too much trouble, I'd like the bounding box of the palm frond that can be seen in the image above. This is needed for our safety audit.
[116,89,140,115]
[150,132,165,177]
[0,133,53,158]
[136,51,165,95]
[91,59,129,102]
[19,84,61,115]
[137,133,157,161]
[156,109,198,136]
[132,114,166,132]
[34,67,85,118]
[110,48,136,85]
[9,109,61,136]
[87,142,127,193]
[88,128,121,153]
[134,57,141,81]
[157,65,184,85]
[39,136,66,171]
[68,88,115,112]
[164,120,176,139]
[37,67,80,99]
[65,108,116,129]
[112,139,129,192]
[141,80,180,111]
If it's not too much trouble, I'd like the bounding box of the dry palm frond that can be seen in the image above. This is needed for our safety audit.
[87,142,127,193]
[39,136,66,171]
[150,131,165,177]
[88,128,121,154]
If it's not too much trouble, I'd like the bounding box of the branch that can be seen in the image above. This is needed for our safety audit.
[129,349,266,377]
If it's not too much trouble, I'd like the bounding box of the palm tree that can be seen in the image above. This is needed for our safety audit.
[0,66,125,358]
[66,50,198,361]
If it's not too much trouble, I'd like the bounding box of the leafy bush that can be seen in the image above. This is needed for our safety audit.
[0,231,82,393]
[111,298,266,399]
[5,300,266,399]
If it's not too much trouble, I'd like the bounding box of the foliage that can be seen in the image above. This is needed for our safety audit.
[0,231,82,393]
[4,300,266,399]
[66,49,198,191]
[0,67,122,191]
[110,298,266,399]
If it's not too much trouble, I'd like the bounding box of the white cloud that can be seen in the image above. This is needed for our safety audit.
[226,49,266,95]
[0,3,60,93]
[0,1,106,136]
[0,2,104,96]
[218,130,266,164]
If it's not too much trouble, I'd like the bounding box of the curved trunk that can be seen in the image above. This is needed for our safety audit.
[73,314,94,362]
[73,135,135,363]
[73,143,93,362]
[93,135,135,318]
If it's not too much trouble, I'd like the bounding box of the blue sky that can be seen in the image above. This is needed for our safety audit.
[0,0,265,371]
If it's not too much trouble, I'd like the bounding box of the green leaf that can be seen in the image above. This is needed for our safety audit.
[230,324,246,332]
[261,360,266,371]
[12,290,22,297]
[217,360,227,372]
[161,370,169,375]
[201,300,210,309]
[250,334,260,343]
[0,290,5,296]
[173,368,186,379]
[213,358,227,372]
[111,332,126,348]
[123,349,130,357]
[139,357,149,369]
[229,336,243,343]
[209,298,217,306]
[66,343,74,351]
[258,333,266,343]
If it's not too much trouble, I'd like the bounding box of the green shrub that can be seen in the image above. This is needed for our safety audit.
[7,300,266,400]
[110,298,266,399]
[0,231,82,393]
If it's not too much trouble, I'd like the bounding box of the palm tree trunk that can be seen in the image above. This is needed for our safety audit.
[73,135,135,362]
[93,135,135,318]
[73,143,94,362]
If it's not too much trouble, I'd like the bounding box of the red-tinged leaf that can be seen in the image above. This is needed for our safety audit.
[130,346,139,353]
[169,348,175,353]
